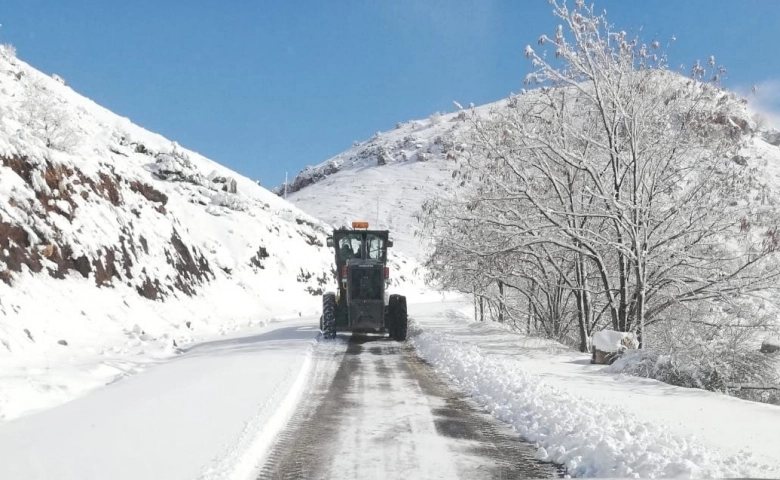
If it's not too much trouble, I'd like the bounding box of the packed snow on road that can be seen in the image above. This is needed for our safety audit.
[1,299,779,479]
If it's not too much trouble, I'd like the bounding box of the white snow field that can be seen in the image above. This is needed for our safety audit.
[410,300,780,478]
[0,317,326,480]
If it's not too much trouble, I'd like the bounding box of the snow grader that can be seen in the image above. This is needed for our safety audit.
[320,222,408,341]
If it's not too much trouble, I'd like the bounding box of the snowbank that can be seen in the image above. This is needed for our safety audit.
[409,303,780,478]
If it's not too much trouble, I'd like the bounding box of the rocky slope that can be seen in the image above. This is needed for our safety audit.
[0,45,422,365]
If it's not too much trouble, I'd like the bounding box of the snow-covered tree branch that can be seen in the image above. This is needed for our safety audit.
[420,0,780,361]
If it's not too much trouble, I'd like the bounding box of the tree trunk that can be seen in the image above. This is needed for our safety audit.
[635,260,647,348]
[575,255,590,352]
[618,251,630,332]
[497,280,505,323]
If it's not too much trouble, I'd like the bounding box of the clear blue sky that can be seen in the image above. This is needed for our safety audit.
[2,1,778,187]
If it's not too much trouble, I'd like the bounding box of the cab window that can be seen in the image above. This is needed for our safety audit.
[338,234,363,260]
[365,234,385,260]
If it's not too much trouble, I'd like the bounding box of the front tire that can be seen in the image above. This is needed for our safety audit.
[388,294,408,341]
[322,293,337,340]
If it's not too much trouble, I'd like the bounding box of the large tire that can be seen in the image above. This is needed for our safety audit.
[388,294,408,342]
[322,293,337,340]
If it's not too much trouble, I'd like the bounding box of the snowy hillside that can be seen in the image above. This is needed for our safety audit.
[282,107,479,259]
[0,46,427,420]
[285,91,780,263]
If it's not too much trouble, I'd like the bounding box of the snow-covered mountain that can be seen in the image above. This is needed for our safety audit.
[0,53,328,351]
[285,93,780,263]
[282,107,483,259]
[0,45,429,419]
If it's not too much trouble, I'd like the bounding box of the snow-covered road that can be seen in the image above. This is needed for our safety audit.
[0,320,320,480]
[258,334,557,479]
[0,307,558,480]
[2,299,778,479]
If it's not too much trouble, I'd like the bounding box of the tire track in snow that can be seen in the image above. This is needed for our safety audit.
[258,335,560,479]
[256,337,356,479]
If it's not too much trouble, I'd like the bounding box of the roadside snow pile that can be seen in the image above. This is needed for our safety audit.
[409,321,773,478]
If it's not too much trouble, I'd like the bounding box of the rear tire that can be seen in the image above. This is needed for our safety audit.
[388,294,408,342]
[322,293,337,340]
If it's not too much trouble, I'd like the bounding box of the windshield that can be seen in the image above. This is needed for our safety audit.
[337,234,363,260]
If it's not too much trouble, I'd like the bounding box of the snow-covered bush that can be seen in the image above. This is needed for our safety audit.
[612,346,779,401]
[21,80,79,151]
[0,43,16,60]
[207,171,237,193]
[762,129,780,146]
[211,193,248,212]
[611,302,780,397]
[376,146,389,166]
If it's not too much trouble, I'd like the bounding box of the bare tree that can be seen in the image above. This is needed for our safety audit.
[420,0,780,353]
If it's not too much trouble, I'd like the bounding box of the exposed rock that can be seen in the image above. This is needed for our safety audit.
[762,129,780,146]
[129,181,168,205]
[250,246,270,270]
[591,330,639,365]
[166,229,213,296]
[0,153,216,299]
[299,231,322,247]
[592,349,621,365]
[0,220,44,280]
[95,172,122,206]
[760,339,780,354]
[136,276,159,300]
